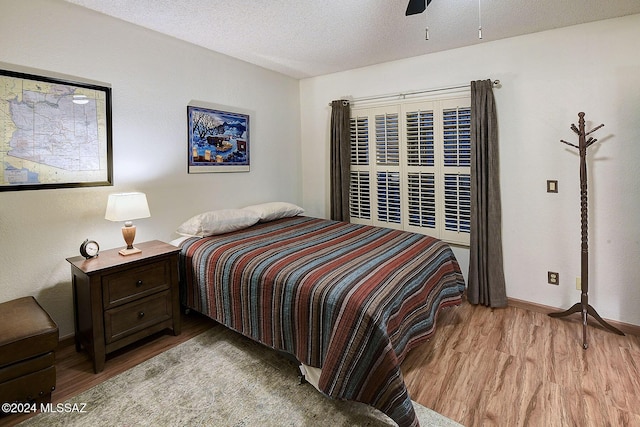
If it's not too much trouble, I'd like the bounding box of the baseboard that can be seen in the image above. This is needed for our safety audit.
[57,334,75,351]
[508,297,640,337]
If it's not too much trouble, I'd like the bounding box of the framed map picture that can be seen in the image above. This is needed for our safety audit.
[187,103,250,173]
[0,68,112,191]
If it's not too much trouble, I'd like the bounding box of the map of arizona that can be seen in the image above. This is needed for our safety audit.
[0,73,109,187]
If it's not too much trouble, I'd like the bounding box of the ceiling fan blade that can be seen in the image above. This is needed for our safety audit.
[405,0,432,16]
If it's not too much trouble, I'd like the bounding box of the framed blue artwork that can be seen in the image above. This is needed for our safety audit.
[187,102,250,173]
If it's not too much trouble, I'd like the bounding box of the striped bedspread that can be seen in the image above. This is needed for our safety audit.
[178,216,465,427]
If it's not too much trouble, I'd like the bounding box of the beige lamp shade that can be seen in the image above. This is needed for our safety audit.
[105,192,150,223]
[105,192,151,255]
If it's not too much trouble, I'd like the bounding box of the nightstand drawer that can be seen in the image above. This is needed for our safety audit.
[102,260,171,309]
[104,291,172,344]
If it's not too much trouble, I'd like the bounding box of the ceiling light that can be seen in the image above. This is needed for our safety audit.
[478,0,483,39]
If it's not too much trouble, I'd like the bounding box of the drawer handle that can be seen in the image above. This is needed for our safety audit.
[138,311,145,319]
[136,280,143,287]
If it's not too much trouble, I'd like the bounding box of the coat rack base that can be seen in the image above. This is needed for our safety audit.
[549,302,625,349]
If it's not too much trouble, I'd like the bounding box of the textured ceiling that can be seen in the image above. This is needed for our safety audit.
[63,0,640,79]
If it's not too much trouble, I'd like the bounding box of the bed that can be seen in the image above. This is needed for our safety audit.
[175,206,465,427]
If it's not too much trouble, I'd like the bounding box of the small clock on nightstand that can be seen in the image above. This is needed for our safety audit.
[79,239,100,259]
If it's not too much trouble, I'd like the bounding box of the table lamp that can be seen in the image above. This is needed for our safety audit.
[105,192,151,256]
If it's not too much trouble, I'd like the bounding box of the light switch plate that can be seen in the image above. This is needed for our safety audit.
[547,180,558,193]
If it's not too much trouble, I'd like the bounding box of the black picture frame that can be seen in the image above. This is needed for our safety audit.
[0,68,113,191]
[187,103,250,173]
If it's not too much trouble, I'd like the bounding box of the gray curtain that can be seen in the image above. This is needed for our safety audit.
[330,100,351,221]
[468,80,507,307]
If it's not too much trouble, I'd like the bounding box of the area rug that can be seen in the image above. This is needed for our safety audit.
[20,325,461,426]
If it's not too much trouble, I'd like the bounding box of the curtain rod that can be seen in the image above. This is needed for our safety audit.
[329,79,501,106]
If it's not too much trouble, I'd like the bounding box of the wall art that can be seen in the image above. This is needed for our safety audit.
[187,103,250,173]
[0,68,112,191]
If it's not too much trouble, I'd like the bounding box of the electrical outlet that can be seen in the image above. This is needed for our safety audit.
[576,277,581,290]
[548,271,559,285]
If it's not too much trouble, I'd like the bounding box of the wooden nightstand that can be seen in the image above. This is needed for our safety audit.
[66,240,181,373]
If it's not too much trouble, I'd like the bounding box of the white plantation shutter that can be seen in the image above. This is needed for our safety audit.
[350,116,369,165]
[375,113,400,165]
[440,103,471,244]
[404,103,438,236]
[443,107,471,167]
[349,95,470,245]
[407,172,436,229]
[349,171,371,220]
[370,106,402,228]
[406,110,434,167]
[405,109,436,230]
[443,173,471,242]
[373,109,402,227]
[376,171,402,224]
[349,114,370,220]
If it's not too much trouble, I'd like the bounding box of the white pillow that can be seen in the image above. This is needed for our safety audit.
[242,202,304,222]
[176,209,260,237]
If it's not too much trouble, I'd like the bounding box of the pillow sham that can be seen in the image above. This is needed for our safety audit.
[242,201,304,222]
[176,208,260,237]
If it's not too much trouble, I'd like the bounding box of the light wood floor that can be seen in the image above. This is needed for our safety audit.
[3,303,639,427]
[403,302,640,427]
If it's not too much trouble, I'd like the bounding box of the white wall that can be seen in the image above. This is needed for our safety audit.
[0,0,301,337]
[300,15,640,326]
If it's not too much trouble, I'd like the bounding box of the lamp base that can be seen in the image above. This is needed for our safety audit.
[120,224,141,256]
[119,247,142,256]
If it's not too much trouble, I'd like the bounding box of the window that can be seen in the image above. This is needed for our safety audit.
[349,95,471,246]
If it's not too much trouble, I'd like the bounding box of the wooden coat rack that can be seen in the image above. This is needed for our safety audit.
[548,112,624,349]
